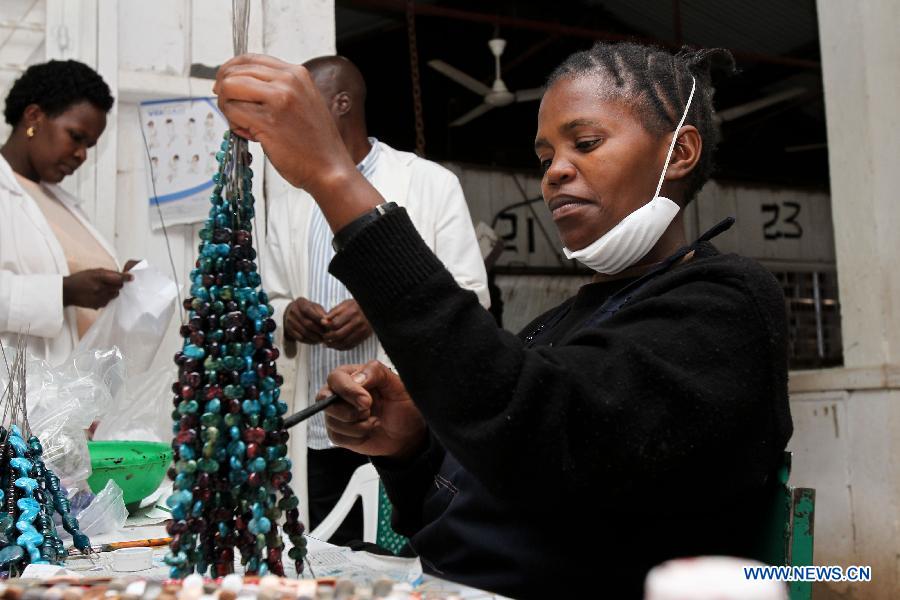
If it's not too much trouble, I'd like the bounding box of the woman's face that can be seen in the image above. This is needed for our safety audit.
[535,75,668,251]
[26,101,107,184]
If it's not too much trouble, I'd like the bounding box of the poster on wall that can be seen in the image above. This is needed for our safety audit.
[139,97,228,229]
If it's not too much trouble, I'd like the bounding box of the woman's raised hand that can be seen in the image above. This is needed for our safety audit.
[214,54,356,195]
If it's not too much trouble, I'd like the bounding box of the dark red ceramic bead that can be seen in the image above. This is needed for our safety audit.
[243,428,265,444]
[246,443,261,459]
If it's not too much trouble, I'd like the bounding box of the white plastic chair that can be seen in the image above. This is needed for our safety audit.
[309,462,381,543]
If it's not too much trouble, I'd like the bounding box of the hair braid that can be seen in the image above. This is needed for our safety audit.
[548,41,735,202]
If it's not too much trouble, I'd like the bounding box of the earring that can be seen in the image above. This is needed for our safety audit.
[26,126,35,138]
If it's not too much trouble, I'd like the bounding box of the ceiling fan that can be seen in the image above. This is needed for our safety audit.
[428,38,545,127]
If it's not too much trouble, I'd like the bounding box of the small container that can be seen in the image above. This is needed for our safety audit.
[111,547,154,572]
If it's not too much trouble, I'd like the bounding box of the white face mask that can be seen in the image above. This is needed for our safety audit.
[562,76,697,274]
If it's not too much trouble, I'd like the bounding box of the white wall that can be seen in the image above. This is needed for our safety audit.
[0,0,336,373]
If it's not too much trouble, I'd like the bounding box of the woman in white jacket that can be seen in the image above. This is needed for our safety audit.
[0,60,134,365]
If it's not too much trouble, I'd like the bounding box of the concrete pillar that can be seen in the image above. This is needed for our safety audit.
[787,2,900,598]
[818,0,900,368]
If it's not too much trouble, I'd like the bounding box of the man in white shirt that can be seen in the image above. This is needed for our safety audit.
[264,56,489,544]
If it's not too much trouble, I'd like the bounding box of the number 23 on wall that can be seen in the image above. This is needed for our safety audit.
[762,201,803,240]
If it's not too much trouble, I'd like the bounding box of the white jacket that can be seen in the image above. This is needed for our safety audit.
[263,141,489,524]
[0,155,119,365]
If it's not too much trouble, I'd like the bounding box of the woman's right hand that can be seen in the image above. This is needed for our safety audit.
[213,54,355,195]
[321,360,427,460]
[62,268,132,309]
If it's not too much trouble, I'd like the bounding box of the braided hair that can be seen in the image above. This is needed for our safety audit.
[4,60,114,127]
[548,42,735,202]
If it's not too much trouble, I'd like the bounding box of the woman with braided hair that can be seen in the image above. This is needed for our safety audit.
[215,41,792,598]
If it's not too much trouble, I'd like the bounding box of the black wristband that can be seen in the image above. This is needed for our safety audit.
[331,202,399,252]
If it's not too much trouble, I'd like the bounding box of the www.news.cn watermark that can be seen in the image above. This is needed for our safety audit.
[744,565,872,582]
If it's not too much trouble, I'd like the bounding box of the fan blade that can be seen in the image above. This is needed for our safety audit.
[515,87,545,102]
[716,87,806,122]
[428,60,491,96]
[450,103,495,127]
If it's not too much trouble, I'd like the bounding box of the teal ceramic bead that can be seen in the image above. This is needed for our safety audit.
[241,400,261,415]
[230,426,241,440]
[248,457,266,473]
[183,344,206,360]
[178,400,199,415]
[206,398,221,414]
[0,544,25,567]
[269,458,290,473]
[229,456,242,471]
[165,490,190,509]
[251,503,264,519]
[288,547,305,561]
[276,401,288,415]
[175,471,194,490]
[228,440,246,457]
[263,404,276,418]
[197,458,219,473]
[200,412,220,427]
[261,377,276,391]
[178,445,196,461]
[279,495,299,511]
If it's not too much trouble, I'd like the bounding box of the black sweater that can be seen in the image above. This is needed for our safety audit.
[330,209,792,599]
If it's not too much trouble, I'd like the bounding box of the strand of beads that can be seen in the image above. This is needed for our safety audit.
[0,426,90,575]
[166,132,303,579]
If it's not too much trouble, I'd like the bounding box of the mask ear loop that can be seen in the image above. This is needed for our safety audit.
[653,75,697,199]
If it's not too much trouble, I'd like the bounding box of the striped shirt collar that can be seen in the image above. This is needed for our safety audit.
[356,137,380,179]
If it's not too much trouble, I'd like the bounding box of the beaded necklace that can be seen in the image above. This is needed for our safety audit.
[164,130,304,578]
[0,340,92,576]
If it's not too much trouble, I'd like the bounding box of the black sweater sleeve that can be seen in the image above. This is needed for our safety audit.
[331,209,790,511]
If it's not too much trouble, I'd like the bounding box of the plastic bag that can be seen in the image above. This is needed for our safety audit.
[93,365,174,443]
[74,479,129,537]
[59,480,128,541]
[76,260,177,374]
[0,346,125,488]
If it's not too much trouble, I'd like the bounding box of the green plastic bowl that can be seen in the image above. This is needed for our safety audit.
[87,441,173,506]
